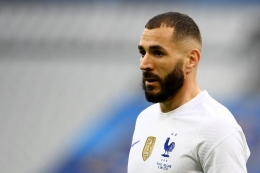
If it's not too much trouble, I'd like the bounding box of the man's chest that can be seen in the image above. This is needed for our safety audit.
[128,120,203,173]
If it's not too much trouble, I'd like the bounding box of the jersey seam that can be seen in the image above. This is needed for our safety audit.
[190,95,211,168]
[202,129,241,169]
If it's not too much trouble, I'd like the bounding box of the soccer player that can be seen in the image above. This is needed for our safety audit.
[128,12,250,173]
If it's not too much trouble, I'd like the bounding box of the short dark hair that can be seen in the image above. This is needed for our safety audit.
[145,12,202,45]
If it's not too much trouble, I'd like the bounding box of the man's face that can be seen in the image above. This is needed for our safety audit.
[138,27,185,103]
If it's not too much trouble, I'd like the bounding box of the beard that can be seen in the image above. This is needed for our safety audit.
[142,61,184,103]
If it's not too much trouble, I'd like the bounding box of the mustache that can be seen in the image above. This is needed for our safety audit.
[142,71,160,81]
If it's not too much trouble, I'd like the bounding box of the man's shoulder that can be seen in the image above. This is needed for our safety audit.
[195,93,242,140]
[187,91,237,125]
[140,103,159,114]
[136,103,160,121]
[198,95,242,145]
[202,95,237,125]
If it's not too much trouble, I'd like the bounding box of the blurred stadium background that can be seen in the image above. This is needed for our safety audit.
[0,0,260,173]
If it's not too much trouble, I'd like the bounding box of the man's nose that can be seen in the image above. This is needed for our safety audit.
[140,54,154,71]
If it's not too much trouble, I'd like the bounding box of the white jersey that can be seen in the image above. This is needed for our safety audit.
[128,91,250,173]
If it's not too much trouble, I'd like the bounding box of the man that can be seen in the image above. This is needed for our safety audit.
[128,12,250,173]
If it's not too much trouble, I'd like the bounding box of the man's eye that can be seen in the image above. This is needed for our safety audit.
[140,51,146,57]
[154,51,163,57]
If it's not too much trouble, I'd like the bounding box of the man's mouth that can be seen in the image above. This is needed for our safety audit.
[146,78,157,82]
[143,72,160,85]
[144,78,158,85]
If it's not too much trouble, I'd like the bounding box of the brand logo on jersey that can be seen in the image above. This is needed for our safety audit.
[142,136,156,161]
[161,137,175,157]
[131,140,140,147]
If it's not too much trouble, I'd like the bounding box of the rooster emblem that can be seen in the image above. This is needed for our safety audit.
[161,137,175,157]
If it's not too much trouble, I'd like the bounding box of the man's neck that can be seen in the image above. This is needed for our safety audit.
[159,82,201,113]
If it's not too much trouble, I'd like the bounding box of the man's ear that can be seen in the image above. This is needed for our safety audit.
[186,49,201,73]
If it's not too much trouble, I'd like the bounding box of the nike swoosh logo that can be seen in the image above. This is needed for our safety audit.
[131,140,140,147]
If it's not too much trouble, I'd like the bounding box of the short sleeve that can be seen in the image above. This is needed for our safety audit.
[203,130,250,173]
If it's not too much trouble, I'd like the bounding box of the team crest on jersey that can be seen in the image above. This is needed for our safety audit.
[156,134,176,171]
[142,136,156,161]
[161,137,175,157]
